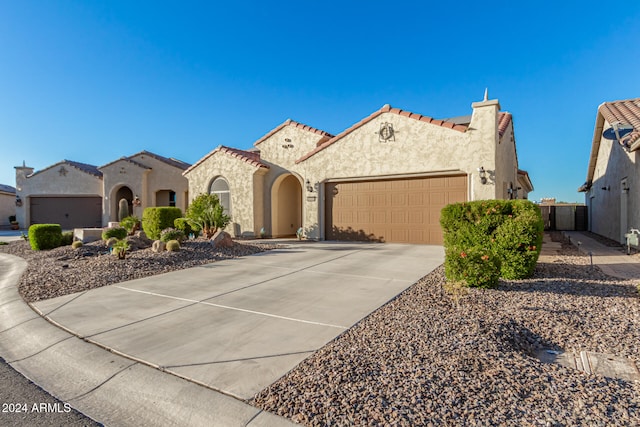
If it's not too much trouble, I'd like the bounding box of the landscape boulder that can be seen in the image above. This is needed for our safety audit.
[152,240,166,253]
[210,230,233,248]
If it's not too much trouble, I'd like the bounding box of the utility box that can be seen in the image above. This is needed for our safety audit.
[624,229,640,255]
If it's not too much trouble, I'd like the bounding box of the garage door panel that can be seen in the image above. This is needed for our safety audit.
[326,175,467,244]
[30,196,102,229]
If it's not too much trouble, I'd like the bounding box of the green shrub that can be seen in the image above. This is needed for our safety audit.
[112,239,129,259]
[160,227,185,243]
[72,241,83,249]
[120,216,140,235]
[166,239,180,252]
[102,226,127,241]
[28,224,62,250]
[61,231,74,246]
[105,237,119,248]
[444,246,501,288]
[441,199,543,286]
[174,217,194,238]
[184,194,230,238]
[142,207,183,240]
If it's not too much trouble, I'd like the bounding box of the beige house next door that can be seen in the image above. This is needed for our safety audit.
[325,175,467,244]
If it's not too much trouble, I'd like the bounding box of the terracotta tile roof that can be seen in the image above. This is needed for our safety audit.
[598,97,640,147]
[296,104,468,164]
[253,119,334,147]
[498,112,512,138]
[32,160,103,178]
[183,145,269,175]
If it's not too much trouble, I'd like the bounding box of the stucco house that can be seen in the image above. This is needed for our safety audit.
[579,97,640,243]
[14,151,190,229]
[185,94,533,244]
[0,184,16,228]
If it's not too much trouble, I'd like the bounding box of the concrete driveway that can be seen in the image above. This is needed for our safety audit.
[32,241,443,400]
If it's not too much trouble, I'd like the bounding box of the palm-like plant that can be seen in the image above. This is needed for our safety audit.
[185,194,231,238]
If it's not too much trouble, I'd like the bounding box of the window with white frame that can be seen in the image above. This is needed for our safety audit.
[210,177,231,215]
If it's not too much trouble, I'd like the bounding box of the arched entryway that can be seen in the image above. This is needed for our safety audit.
[271,174,302,238]
[113,186,133,221]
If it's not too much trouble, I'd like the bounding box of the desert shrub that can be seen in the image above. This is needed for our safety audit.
[102,226,127,241]
[28,224,62,250]
[112,239,129,259]
[493,209,544,279]
[441,199,543,286]
[61,231,74,246]
[142,207,183,240]
[120,216,140,235]
[444,246,501,288]
[184,194,230,238]
[72,241,83,249]
[105,237,119,248]
[160,227,185,243]
[174,217,194,238]
[166,239,180,252]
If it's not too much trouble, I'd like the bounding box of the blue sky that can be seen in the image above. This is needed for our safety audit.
[1,1,639,203]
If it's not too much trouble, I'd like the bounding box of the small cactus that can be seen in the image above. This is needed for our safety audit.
[118,198,130,222]
[166,240,180,252]
[72,241,83,249]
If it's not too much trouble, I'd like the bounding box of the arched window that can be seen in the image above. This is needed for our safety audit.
[210,177,231,215]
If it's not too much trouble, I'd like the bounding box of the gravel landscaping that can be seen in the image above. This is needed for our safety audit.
[2,232,639,425]
[252,234,640,426]
[0,237,280,302]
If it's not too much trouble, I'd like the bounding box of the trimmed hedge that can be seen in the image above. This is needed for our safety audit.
[102,226,127,241]
[142,207,183,240]
[441,200,543,287]
[28,224,62,250]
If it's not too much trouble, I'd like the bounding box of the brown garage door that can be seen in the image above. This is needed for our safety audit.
[326,175,467,244]
[30,197,102,229]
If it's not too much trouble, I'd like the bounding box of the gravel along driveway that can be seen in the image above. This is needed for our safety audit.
[253,235,640,426]
[0,238,280,302]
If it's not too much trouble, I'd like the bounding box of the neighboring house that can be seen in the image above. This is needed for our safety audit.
[579,97,640,243]
[14,151,190,229]
[0,184,16,228]
[185,94,533,244]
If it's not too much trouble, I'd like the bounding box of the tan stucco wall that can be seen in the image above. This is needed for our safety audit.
[14,163,103,226]
[495,121,519,199]
[186,99,521,241]
[294,104,502,239]
[100,160,149,224]
[184,151,267,237]
[257,125,328,170]
[0,192,16,227]
[586,118,639,242]
[100,154,189,224]
[128,153,189,213]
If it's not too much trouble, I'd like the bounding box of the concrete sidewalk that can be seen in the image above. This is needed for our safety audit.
[0,241,444,426]
[564,231,640,280]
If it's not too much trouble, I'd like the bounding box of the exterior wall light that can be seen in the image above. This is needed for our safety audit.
[132,195,142,207]
[478,167,487,184]
[305,179,314,193]
[15,195,22,207]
